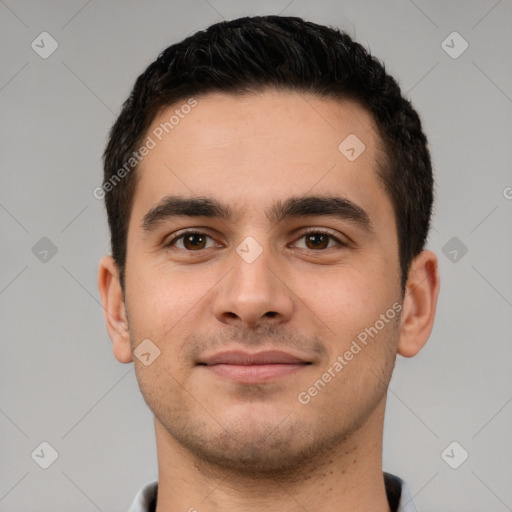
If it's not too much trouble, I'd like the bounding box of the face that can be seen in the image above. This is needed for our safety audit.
[123,90,403,473]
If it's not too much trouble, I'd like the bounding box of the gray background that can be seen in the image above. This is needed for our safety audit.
[1,0,511,511]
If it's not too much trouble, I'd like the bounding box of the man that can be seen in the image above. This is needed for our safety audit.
[98,15,439,512]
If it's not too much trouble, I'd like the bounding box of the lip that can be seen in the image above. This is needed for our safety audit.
[198,350,311,384]
[200,350,309,366]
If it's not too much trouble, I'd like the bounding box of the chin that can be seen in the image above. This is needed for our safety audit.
[165,412,348,478]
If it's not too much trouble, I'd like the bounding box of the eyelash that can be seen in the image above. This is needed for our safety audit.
[165,229,349,251]
[294,229,349,249]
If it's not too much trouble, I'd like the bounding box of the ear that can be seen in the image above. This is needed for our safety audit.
[97,255,133,363]
[397,250,440,358]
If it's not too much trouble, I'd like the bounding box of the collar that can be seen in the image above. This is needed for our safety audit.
[128,472,418,512]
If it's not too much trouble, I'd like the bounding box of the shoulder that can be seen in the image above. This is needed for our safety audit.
[384,472,419,512]
[127,480,158,512]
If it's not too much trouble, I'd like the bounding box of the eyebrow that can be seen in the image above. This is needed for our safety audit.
[141,194,373,234]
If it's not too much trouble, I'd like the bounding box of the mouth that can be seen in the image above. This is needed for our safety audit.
[197,350,312,384]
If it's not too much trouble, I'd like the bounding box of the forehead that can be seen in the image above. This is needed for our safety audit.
[131,90,391,229]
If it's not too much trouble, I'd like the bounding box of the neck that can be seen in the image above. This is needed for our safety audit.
[154,399,391,512]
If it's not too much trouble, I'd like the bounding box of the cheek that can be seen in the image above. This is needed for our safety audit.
[294,264,402,400]
[127,260,215,337]
[298,262,397,338]
[132,358,186,421]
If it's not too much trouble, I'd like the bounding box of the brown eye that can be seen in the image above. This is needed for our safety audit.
[293,230,345,250]
[182,233,207,250]
[304,233,330,250]
[167,231,216,251]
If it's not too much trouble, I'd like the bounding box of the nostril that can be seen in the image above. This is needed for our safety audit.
[265,311,278,318]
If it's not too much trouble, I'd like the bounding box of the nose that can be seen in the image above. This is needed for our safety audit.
[212,245,294,329]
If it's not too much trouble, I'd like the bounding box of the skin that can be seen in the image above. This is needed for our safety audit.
[98,90,439,512]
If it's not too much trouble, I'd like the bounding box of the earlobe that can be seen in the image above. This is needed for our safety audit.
[397,250,440,358]
[97,255,133,364]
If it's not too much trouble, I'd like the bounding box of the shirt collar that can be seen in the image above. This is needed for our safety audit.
[128,472,418,512]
